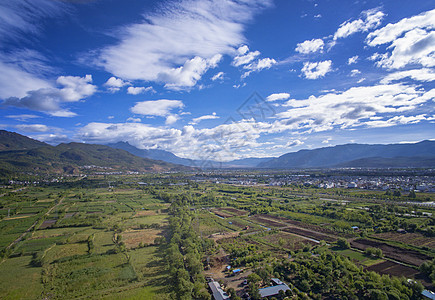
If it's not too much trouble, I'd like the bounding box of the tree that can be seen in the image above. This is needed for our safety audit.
[337,238,350,249]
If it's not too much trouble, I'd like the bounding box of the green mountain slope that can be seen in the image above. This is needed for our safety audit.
[0,131,189,175]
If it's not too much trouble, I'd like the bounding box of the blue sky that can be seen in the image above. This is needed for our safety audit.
[0,0,434,161]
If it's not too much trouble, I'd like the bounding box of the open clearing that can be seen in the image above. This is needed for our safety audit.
[373,232,435,249]
[350,238,432,266]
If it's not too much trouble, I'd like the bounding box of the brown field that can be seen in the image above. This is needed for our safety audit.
[122,229,163,249]
[220,207,248,216]
[39,219,57,229]
[283,227,337,243]
[262,232,316,250]
[366,260,419,278]
[4,214,35,220]
[250,215,287,228]
[350,238,432,266]
[373,232,435,249]
[212,209,233,218]
[133,210,157,217]
[209,231,239,241]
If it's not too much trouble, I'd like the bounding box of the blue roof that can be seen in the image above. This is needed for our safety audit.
[233,268,241,273]
[422,290,435,300]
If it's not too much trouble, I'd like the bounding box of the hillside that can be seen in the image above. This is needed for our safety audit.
[258,141,435,168]
[0,130,48,151]
[0,131,189,175]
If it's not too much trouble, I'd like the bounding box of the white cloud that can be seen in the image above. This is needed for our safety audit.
[366,9,435,69]
[295,38,324,54]
[97,0,272,89]
[232,45,276,78]
[130,99,184,117]
[165,115,179,125]
[233,47,260,66]
[127,86,154,95]
[6,114,39,121]
[381,68,435,84]
[347,55,359,65]
[334,8,385,40]
[15,124,49,132]
[3,75,97,117]
[266,93,290,102]
[0,1,68,100]
[160,55,222,90]
[189,112,219,125]
[277,83,435,133]
[350,69,361,77]
[301,60,332,79]
[127,117,141,123]
[0,0,66,44]
[211,71,225,81]
[104,76,129,92]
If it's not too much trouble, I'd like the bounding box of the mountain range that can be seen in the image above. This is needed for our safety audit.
[258,140,435,168]
[1,130,434,174]
[0,130,189,175]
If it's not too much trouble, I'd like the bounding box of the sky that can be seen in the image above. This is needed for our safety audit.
[0,0,434,161]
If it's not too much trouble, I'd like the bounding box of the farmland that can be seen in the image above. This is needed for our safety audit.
[0,171,434,299]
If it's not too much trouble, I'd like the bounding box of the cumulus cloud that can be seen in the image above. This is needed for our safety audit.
[127,86,154,95]
[97,0,272,89]
[350,69,361,77]
[266,93,290,102]
[381,68,435,84]
[233,46,260,66]
[211,71,224,81]
[295,38,324,54]
[3,75,97,117]
[126,117,141,123]
[277,83,435,132]
[334,7,385,40]
[189,112,219,124]
[130,99,184,117]
[347,55,359,65]
[104,76,129,92]
[366,9,435,69]
[301,60,332,79]
[232,45,276,78]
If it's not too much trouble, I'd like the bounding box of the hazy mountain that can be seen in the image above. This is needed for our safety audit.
[107,141,195,166]
[258,141,435,168]
[0,131,189,175]
[107,142,274,168]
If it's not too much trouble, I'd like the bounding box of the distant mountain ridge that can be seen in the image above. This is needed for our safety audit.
[0,131,189,175]
[106,141,273,168]
[258,141,435,168]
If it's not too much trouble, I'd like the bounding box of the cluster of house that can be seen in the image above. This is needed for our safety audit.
[208,277,290,300]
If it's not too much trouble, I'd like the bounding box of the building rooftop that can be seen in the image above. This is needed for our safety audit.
[209,281,230,300]
[259,284,290,298]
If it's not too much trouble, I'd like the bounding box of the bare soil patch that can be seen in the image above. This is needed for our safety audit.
[373,232,435,249]
[366,260,419,278]
[250,215,287,228]
[350,238,432,266]
[122,229,163,249]
[209,231,239,241]
[283,227,337,243]
[220,208,248,216]
[133,210,157,217]
[39,219,57,229]
[211,209,233,218]
[4,214,35,220]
